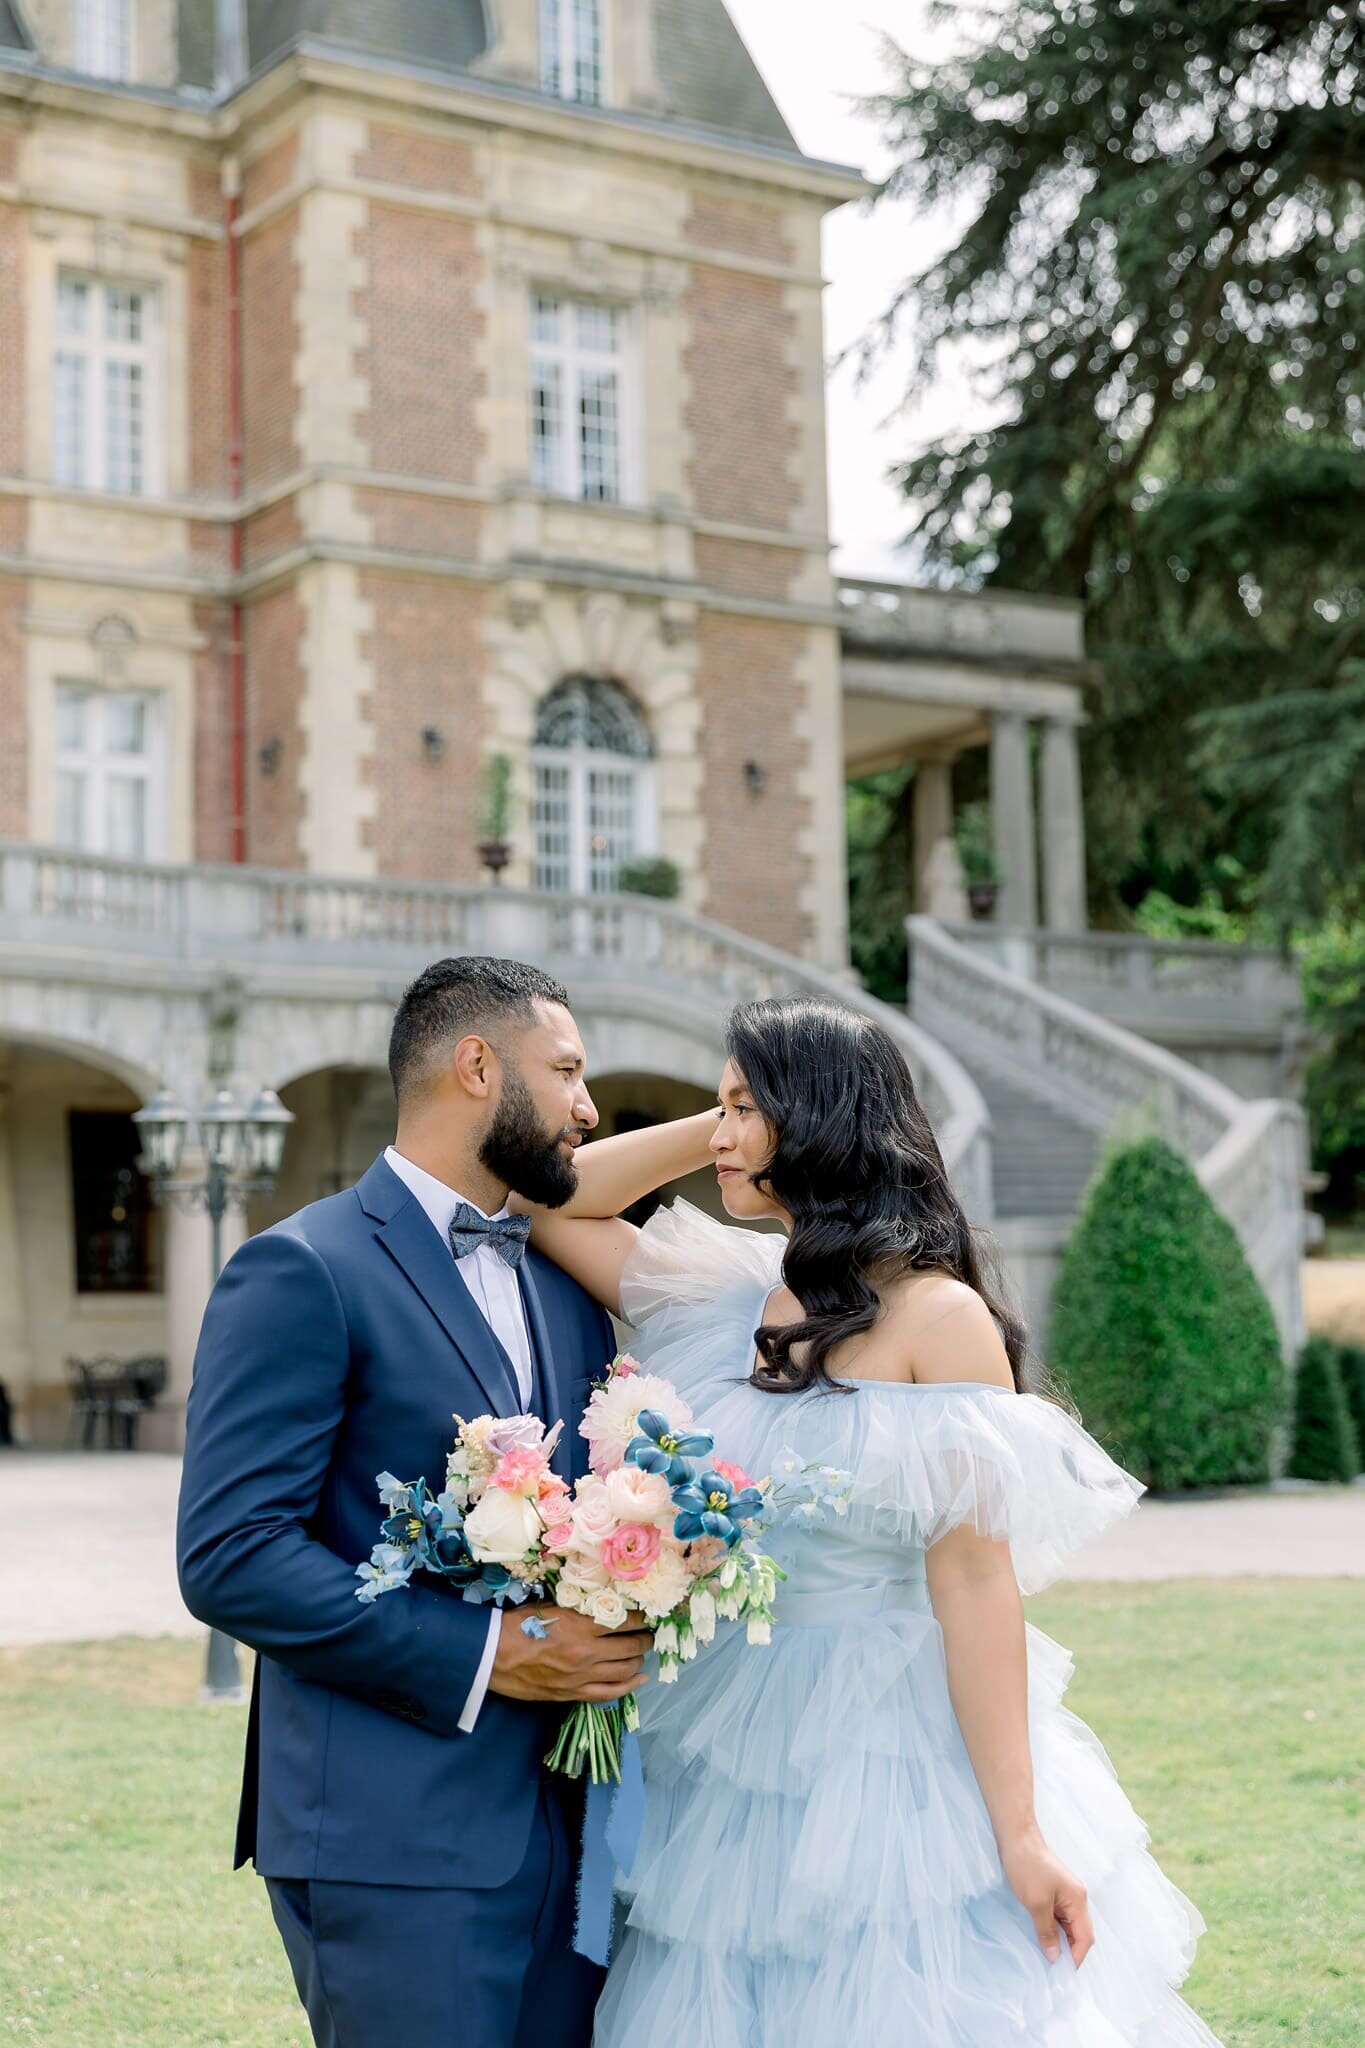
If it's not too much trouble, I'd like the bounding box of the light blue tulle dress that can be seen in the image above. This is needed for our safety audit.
[592,1202,1224,2048]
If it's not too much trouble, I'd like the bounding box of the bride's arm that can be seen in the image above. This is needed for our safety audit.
[911,1295,1096,1969]
[510,1110,717,1314]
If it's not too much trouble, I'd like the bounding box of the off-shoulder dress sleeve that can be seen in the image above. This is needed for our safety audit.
[850,1383,1144,1594]
[618,1198,787,1329]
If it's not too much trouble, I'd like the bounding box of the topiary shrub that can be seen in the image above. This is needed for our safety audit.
[1337,1342,1365,1454]
[1288,1338,1361,1483]
[1049,1136,1286,1491]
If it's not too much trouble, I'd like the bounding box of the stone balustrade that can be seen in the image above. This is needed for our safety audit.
[907,915,1308,1352]
[837,578,1087,671]
[948,922,1301,1023]
[0,841,994,1219]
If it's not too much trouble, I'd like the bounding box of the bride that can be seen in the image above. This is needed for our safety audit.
[519,993,1223,2048]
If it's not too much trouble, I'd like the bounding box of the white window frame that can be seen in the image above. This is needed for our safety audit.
[54,683,168,863]
[531,680,657,896]
[53,274,163,499]
[529,293,639,506]
[72,0,134,81]
[539,0,609,106]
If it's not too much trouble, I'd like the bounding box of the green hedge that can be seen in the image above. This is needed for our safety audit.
[1339,1342,1365,1453]
[1289,1338,1362,1483]
[1049,1136,1285,1490]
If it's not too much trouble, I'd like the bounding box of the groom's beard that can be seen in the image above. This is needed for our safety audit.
[479,1067,579,1209]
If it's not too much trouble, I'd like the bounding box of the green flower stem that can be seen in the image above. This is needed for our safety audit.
[544,1696,634,1784]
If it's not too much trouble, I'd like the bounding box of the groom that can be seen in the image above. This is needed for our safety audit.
[177,957,649,2048]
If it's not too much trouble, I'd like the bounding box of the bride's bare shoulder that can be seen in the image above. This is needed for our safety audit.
[874,1271,1013,1389]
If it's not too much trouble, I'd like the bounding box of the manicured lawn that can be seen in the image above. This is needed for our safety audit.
[1,1582,1361,2047]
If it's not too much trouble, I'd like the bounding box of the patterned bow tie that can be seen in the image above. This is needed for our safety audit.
[448,1202,532,1270]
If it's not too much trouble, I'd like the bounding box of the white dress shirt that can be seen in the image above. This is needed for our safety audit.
[383,1145,535,1731]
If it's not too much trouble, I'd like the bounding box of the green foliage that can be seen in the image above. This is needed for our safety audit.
[954,797,998,887]
[868,0,1365,924]
[1050,1136,1285,1489]
[479,751,513,841]
[846,763,914,1004]
[1288,1336,1362,1483]
[1339,1341,1365,1450]
[1300,921,1365,1211]
[615,856,681,900]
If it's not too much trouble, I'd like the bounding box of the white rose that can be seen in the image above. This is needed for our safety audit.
[463,1488,543,1567]
[586,1585,631,1630]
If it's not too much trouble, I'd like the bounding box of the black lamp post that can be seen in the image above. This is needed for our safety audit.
[134,1081,294,1702]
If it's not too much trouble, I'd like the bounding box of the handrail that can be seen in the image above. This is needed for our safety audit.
[0,841,993,1214]
[907,915,1307,1349]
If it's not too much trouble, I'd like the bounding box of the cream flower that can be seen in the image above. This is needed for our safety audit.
[463,1487,542,1568]
[604,1465,674,1525]
[585,1585,631,1630]
[629,1546,691,1620]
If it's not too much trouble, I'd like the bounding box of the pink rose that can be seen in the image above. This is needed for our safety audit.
[599,1522,663,1583]
[543,1518,576,1555]
[712,1458,757,1493]
[489,1447,549,1499]
[604,1465,673,1524]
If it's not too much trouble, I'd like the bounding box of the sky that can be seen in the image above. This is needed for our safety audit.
[723,0,968,578]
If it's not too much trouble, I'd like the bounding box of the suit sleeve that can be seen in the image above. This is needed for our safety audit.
[177,1227,491,1737]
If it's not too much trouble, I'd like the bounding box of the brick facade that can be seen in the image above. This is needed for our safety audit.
[693,536,801,605]
[192,600,236,862]
[355,488,484,560]
[683,264,796,531]
[354,125,481,200]
[0,580,26,839]
[0,181,23,482]
[358,571,488,881]
[241,210,301,489]
[695,613,812,955]
[243,583,307,867]
[354,206,486,485]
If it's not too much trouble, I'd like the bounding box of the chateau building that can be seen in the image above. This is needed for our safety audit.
[0,0,1307,1448]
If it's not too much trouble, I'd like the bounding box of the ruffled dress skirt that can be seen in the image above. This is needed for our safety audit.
[590,1201,1225,2048]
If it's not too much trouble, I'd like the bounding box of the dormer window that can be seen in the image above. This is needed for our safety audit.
[539,0,605,107]
[72,0,132,81]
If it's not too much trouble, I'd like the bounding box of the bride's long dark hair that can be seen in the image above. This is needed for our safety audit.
[728,996,1032,1396]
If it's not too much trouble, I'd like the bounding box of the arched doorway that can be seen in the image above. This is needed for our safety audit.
[0,1038,167,1447]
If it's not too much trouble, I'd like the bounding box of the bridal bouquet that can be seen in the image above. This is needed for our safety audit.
[356,1354,851,1785]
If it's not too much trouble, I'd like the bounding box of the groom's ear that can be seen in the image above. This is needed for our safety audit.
[450,1032,499,1100]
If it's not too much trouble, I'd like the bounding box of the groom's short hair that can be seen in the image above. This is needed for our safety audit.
[388,955,570,1103]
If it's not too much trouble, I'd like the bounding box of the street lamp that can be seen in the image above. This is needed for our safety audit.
[134,1080,295,1704]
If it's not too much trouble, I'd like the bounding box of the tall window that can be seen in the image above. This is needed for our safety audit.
[54,276,158,496]
[55,684,165,861]
[530,294,633,504]
[539,0,604,105]
[72,0,132,80]
[533,676,655,895]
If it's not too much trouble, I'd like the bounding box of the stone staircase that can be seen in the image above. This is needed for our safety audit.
[905,915,1310,1356]
[976,1072,1100,1221]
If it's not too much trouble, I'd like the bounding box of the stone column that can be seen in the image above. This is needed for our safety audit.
[1039,717,1088,931]
[989,711,1038,927]
[912,757,956,914]
[0,1065,32,1438]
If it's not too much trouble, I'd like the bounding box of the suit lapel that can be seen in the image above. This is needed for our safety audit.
[367,1170,520,1418]
[519,1257,570,1482]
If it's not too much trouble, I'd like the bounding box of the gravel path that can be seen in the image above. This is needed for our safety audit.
[1,1453,1361,1648]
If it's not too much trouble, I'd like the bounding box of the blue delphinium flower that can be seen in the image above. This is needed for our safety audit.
[672,1467,766,1548]
[626,1408,716,1488]
[355,1542,417,1603]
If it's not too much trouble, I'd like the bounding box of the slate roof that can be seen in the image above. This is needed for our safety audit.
[169,1,796,155]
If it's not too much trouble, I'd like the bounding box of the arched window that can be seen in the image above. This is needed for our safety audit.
[532,676,655,894]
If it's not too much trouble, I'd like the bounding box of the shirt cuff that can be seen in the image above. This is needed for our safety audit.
[457,1607,502,1734]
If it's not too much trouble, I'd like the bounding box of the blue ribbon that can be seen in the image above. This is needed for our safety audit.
[572,1730,646,1966]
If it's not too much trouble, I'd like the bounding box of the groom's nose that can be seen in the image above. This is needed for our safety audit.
[572,1082,599,1132]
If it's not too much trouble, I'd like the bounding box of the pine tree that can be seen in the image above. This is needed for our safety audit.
[869,2,1365,923]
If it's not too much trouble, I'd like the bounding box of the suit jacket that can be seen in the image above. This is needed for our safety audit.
[177,1152,612,1889]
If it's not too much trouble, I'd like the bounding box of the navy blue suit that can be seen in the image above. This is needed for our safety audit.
[177,1153,612,2047]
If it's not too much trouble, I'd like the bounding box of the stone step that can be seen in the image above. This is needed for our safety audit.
[975,1072,1101,1220]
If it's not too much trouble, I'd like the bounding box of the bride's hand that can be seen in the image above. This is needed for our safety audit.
[999,1829,1094,1966]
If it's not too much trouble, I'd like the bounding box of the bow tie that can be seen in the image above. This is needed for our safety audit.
[448,1202,532,1270]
